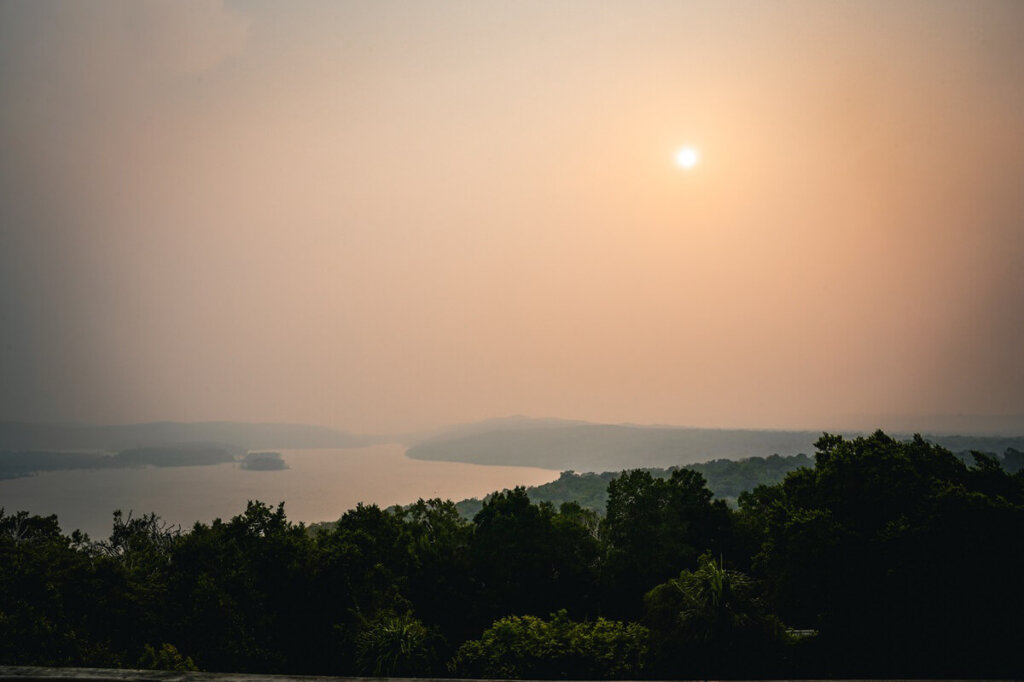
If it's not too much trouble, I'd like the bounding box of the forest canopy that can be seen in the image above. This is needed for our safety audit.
[1,431,1021,678]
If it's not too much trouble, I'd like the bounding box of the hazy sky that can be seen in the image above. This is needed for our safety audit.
[2,0,1023,435]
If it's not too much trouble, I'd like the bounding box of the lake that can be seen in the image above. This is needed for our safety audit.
[0,444,560,538]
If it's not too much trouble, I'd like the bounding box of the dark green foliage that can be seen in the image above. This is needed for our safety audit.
[753,431,1024,677]
[164,501,316,673]
[397,499,476,645]
[521,470,619,512]
[355,612,437,676]
[0,509,112,667]
[471,489,601,624]
[690,453,812,500]
[456,454,812,518]
[449,610,647,679]
[137,643,197,671]
[644,553,789,678]
[601,469,732,618]
[1,430,1021,678]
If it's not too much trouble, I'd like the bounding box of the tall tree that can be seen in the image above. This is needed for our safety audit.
[644,553,788,678]
[755,431,1024,677]
[470,488,600,626]
[601,469,731,618]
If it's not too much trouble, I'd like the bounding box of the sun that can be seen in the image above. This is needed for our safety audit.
[675,145,700,170]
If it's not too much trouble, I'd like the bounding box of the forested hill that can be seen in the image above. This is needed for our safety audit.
[0,421,371,452]
[0,445,243,480]
[407,419,1024,472]
[454,453,814,518]
[407,423,821,470]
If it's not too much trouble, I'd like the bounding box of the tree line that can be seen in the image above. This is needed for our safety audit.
[455,452,815,517]
[1,431,1021,678]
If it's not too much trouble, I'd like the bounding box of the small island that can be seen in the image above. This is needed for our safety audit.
[241,451,288,471]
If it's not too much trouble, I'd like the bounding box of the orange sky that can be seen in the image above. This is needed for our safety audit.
[1,1,1022,434]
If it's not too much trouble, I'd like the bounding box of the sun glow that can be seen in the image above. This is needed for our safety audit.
[675,146,700,170]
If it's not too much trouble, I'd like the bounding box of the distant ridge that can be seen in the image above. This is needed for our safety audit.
[398,414,590,445]
[0,421,371,452]
[406,417,1024,472]
[407,420,823,471]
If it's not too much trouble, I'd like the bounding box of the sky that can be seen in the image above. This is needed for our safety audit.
[1,0,1023,436]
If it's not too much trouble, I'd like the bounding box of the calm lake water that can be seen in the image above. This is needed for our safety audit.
[0,445,560,539]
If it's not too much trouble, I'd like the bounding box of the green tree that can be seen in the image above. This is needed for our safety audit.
[311,503,415,672]
[449,610,647,679]
[165,501,316,673]
[755,431,1024,677]
[399,498,475,645]
[644,553,788,678]
[470,488,600,625]
[601,469,731,617]
[137,643,198,671]
[355,611,437,676]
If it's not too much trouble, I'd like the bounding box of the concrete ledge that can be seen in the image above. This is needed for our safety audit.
[2,668,383,682]
[0,670,1011,682]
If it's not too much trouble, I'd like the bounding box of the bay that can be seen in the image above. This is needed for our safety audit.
[0,444,560,538]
